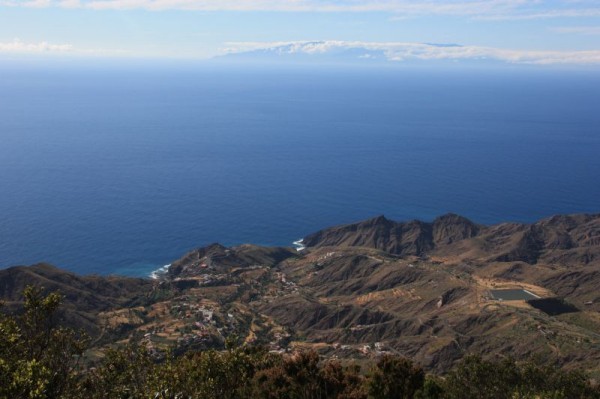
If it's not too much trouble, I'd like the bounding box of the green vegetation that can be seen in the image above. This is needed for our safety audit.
[1,287,599,399]
[0,287,87,398]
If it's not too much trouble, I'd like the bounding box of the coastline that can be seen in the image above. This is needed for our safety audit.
[149,264,171,280]
[149,238,307,279]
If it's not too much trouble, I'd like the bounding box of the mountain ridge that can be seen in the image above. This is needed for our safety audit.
[2,212,600,375]
[302,212,600,266]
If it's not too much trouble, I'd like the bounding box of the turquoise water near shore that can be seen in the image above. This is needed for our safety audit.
[1,64,599,276]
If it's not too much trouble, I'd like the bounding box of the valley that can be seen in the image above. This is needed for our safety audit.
[2,213,600,376]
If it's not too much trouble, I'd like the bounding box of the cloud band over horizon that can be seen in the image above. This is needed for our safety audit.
[0,38,73,52]
[223,40,600,65]
[2,38,599,65]
[1,1,598,62]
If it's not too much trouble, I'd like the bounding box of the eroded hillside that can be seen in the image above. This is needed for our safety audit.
[2,213,600,375]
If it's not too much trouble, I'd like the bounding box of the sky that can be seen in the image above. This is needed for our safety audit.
[0,0,599,64]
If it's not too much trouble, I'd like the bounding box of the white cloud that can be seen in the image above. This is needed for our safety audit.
[0,38,73,52]
[7,0,54,7]
[0,38,131,56]
[58,0,83,8]
[552,26,600,35]
[223,40,600,65]
[1,0,600,19]
[477,8,600,20]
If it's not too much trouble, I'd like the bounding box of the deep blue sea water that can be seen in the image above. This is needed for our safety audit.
[1,63,599,276]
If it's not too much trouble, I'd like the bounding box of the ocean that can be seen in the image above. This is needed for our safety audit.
[1,63,599,276]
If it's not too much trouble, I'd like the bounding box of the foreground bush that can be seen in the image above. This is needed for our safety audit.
[1,288,599,399]
[444,355,598,399]
[0,287,86,399]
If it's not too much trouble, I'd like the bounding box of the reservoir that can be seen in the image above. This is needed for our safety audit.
[490,289,540,301]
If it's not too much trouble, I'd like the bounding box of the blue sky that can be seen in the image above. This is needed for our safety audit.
[0,0,599,64]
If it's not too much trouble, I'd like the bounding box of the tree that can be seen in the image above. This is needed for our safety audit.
[443,356,520,399]
[252,350,367,399]
[443,355,600,399]
[0,286,87,399]
[415,377,443,399]
[367,355,425,399]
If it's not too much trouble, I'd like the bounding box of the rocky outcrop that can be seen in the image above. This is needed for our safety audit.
[168,243,297,278]
[432,214,481,245]
[302,213,481,256]
[304,213,600,266]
